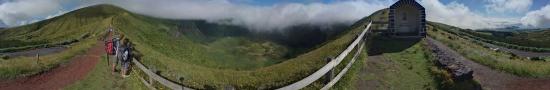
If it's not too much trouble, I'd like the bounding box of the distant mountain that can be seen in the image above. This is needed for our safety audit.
[0,4,352,69]
[0,21,6,30]
[430,21,550,48]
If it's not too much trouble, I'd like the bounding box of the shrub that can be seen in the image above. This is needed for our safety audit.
[1,54,8,60]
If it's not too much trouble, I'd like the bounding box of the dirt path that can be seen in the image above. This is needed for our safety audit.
[0,41,104,90]
[427,37,550,90]
[355,55,387,90]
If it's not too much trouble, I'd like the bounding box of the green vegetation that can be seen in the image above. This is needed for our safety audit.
[360,36,439,90]
[65,56,148,90]
[0,4,116,79]
[428,24,550,77]
[0,4,372,89]
[429,22,550,52]
[113,10,373,89]
[12,4,370,89]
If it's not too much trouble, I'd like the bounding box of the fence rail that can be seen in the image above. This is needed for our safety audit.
[278,22,372,90]
[131,22,372,90]
[132,59,193,90]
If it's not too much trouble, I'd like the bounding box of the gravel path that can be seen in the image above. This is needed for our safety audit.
[0,41,104,90]
[355,55,386,90]
[427,37,550,90]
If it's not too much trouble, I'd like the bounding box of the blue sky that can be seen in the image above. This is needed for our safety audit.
[231,0,548,18]
[0,0,549,29]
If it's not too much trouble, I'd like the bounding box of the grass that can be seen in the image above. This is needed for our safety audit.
[0,4,382,89]
[429,22,550,52]
[428,24,550,77]
[0,4,116,79]
[358,36,439,90]
[65,55,148,90]
[114,14,371,89]
[105,5,382,89]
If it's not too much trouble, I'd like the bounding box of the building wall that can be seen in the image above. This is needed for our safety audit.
[388,0,426,37]
[394,5,420,34]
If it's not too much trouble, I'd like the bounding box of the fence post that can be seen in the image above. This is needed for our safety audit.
[36,53,40,65]
[179,76,185,86]
[149,68,157,85]
[324,57,334,84]
[224,85,235,90]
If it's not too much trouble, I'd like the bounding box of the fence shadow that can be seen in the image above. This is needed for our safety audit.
[368,35,421,56]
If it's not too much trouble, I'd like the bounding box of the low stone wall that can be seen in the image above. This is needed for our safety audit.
[426,38,473,81]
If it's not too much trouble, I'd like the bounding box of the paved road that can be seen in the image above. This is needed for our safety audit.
[476,39,550,57]
[1,47,67,57]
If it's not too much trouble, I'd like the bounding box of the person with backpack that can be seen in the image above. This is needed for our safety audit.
[111,36,121,73]
[120,38,133,78]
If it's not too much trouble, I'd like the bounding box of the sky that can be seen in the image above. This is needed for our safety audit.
[0,0,549,30]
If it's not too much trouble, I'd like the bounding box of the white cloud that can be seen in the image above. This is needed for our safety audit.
[0,0,392,30]
[104,0,390,31]
[485,0,533,13]
[419,0,518,29]
[45,10,69,19]
[521,5,550,28]
[0,20,5,27]
[3,0,541,30]
[0,0,63,26]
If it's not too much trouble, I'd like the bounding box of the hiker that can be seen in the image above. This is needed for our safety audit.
[120,38,133,78]
[111,36,121,72]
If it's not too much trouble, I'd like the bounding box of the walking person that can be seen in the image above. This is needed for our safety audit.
[111,36,121,73]
[120,38,133,78]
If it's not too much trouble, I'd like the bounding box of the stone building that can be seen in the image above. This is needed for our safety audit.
[389,0,426,37]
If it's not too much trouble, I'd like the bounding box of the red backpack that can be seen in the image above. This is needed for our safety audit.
[105,40,114,55]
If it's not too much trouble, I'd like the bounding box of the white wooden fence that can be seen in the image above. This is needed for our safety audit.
[133,59,193,90]
[278,22,372,90]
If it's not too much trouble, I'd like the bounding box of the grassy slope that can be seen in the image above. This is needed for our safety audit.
[428,23,550,77]
[0,5,119,79]
[0,4,115,44]
[112,7,372,89]
[430,22,550,49]
[362,36,451,90]
[0,4,368,89]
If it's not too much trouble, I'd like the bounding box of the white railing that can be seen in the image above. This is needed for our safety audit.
[133,59,193,90]
[278,22,372,90]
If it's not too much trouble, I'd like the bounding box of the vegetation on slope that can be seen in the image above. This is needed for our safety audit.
[0,4,361,89]
[0,4,360,89]
[429,22,550,52]
[362,37,440,90]
[428,23,550,77]
[0,5,119,79]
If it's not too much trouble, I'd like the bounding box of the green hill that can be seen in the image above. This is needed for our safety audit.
[0,4,371,89]
[429,22,550,50]
[0,4,123,79]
